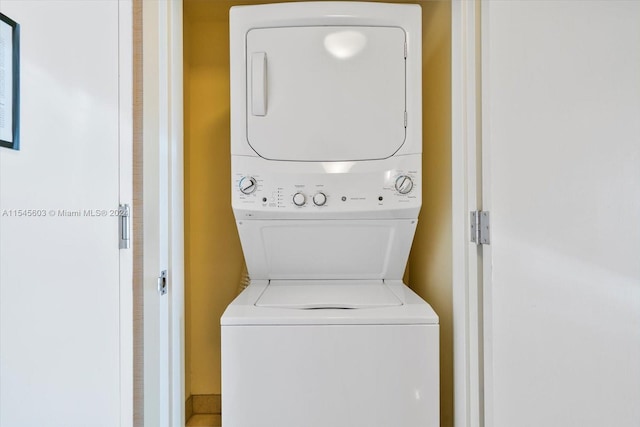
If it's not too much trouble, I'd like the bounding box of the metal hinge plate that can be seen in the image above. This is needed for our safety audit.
[404,41,407,59]
[158,270,168,296]
[404,111,407,128]
[119,204,130,249]
[470,210,490,245]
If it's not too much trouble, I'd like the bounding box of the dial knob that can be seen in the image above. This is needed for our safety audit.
[313,192,327,206]
[293,192,306,206]
[395,175,414,194]
[239,176,257,195]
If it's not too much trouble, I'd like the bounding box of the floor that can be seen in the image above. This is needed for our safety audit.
[186,394,221,427]
[186,414,222,427]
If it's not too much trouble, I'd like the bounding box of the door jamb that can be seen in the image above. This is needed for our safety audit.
[143,1,185,426]
[167,1,185,425]
[452,1,484,426]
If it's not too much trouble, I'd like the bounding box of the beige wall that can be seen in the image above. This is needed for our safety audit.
[184,3,452,424]
[184,3,245,395]
[409,2,453,426]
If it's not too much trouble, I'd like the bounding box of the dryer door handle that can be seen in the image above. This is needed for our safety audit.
[251,52,267,116]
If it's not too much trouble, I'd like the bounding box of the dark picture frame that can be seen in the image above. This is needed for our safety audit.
[0,13,19,150]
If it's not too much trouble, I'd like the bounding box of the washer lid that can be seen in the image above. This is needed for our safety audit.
[246,26,406,161]
[221,280,439,325]
[255,280,402,309]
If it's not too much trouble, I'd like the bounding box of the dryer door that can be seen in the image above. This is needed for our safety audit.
[246,26,406,161]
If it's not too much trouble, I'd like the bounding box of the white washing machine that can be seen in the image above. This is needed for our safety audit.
[222,3,438,426]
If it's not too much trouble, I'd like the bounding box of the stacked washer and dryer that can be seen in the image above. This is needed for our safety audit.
[221,2,439,426]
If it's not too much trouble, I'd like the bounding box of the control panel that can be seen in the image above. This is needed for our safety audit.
[232,167,420,217]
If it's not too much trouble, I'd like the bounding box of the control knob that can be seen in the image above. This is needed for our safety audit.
[313,192,327,206]
[395,175,414,194]
[239,176,257,195]
[293,192,306,206]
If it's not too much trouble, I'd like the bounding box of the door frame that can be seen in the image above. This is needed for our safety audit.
[148,1,485,427]
[452,1,484,426]
[143,0,185,426]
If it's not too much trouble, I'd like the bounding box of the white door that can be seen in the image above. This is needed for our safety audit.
[480,1,640,426]
[0,1,131,426]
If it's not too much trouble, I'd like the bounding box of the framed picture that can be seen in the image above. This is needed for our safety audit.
[0,13,19,150]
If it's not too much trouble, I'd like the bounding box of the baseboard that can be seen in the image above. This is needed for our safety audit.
[185,395,193,423]
[187,394,221,415]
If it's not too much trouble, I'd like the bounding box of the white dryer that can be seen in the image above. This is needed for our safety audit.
[222,3,438,427]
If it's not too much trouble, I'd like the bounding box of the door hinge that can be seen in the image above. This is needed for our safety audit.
[404,41,407,59]
[470,210,490,245]
[404,111,408,128]
[119,204,130,249]
[158,270,168,296]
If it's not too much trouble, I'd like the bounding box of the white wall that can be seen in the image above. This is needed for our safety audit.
[0,2,131,426]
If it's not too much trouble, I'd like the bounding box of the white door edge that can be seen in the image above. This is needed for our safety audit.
[478,2,494,426]
[452,1,484,426]
[118,1,134,426]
